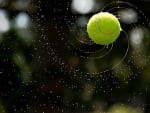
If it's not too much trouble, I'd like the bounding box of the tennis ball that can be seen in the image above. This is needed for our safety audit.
[87,12,122,45]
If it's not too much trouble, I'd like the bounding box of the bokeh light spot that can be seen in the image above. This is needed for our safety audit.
[130,27,144,47]
[0,10,10,33]
[15,12,30,29]
[71,0,95,14]
[119,9,138,24]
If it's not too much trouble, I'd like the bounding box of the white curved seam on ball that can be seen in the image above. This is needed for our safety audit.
[95,14,117,36]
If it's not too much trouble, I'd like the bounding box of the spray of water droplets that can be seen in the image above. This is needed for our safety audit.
[49,1,150,76]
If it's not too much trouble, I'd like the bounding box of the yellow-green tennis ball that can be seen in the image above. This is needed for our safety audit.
[87,12,122,45]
